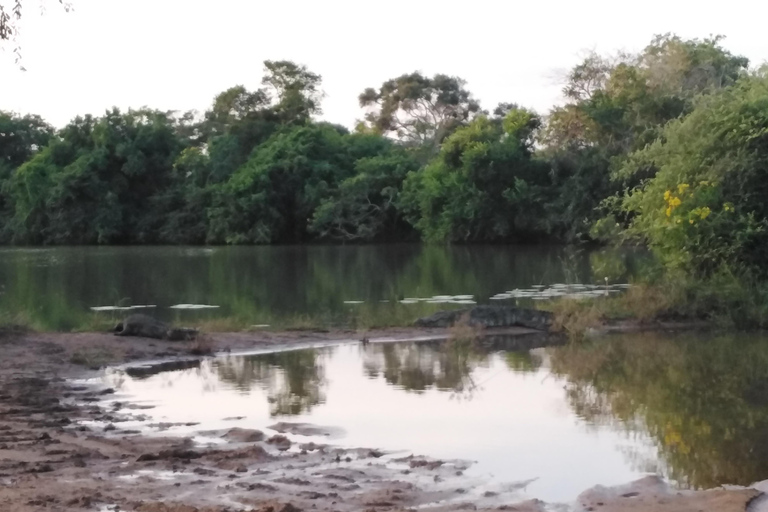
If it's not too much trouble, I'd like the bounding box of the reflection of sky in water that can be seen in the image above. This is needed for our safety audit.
[98,343,657,503]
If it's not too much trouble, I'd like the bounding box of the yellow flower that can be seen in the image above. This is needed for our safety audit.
[666,207,672,217]
[723,202,734,212]
[669,197,681,207]
[664,190,671,201]
[678,183,690,194]
[689,219,694,224]
[699,207,711,220]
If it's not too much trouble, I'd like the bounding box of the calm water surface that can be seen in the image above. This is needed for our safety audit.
[90,331,768,503]
[0,245,649,330]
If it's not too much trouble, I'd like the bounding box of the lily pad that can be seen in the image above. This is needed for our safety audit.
[90,305,157,312]
[169,304,220,310]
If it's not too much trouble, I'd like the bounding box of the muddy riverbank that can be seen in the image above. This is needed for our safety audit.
[0,327,765,512]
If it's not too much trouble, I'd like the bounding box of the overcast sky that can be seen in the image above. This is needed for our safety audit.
[2,0,767,129]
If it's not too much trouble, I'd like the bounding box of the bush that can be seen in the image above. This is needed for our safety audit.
[622,74,768,276]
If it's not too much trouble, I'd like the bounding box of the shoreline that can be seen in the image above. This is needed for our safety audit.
[0,326,762,512]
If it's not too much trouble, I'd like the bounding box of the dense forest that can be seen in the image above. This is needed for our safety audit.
[2,34,767,276]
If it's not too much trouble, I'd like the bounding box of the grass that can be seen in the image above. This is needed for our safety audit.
[548,298,606,340]
[545,281,696,340]
[448,312,483,342]
[544,267,768,340]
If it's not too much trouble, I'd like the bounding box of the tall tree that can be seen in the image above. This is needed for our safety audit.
[309,136,419,242]
[400,108,550,242]
[262,60,324,124]
[540,34,749,240]
[358,72,481,160]
[9,109,184,244]
[207,123,357,244]
[0,111,54,169]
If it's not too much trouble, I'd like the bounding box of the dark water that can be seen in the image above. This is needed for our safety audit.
[88,331,768,503]
[0,245,650,330]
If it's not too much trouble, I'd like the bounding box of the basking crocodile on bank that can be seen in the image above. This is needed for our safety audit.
[414,305,553,331]
[113,314,198,341]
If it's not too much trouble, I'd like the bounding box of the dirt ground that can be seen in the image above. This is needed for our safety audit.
[0,326,764,512]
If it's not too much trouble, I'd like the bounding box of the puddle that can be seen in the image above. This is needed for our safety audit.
[86,335,666,503]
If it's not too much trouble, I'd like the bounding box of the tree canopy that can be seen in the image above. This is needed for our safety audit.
[0,36,761,262]
[358,72,481,161]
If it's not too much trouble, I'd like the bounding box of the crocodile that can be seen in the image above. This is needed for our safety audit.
[113,314,198,341]
[414,305,553,331]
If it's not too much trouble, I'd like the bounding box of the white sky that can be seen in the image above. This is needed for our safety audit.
[2,0,767,129]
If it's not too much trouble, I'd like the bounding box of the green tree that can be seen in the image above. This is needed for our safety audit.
[262,60,324,124]
[400,108,550,242]
[358,72,481,160]
[9,109,184,244]
[0,111,54,169]
[541,35,749,240]
[0,112,54,239]
[155,147,212,244]
[621,74,768,276]
[199,61,323,184]
[309,138,419,241]
[207,123,358,244]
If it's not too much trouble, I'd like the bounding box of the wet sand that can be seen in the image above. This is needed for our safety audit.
[0,327,764,512]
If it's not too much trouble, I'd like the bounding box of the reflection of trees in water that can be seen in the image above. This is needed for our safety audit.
[362,340,481,399]
[215,349,326,416]
[550,333,768,489]
[362,336,549,400]
[0,245,650,331]
[504,350,544,372]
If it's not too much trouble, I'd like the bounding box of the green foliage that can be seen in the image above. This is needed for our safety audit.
[358,72,481,160]
[156,147,212,244]
[542,34,749,240]
[622,74,768,276]
[207,123,359,244]
[309,141,419,241]
[0,112,54,169]
[262,60,324,123]
[9,109,183,244]
[400,109,550,242]
[0,38,761,253]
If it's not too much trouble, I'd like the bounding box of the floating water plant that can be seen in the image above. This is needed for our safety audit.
[169,304,221,310]
[490,283,631,301]
[90,305,157,312]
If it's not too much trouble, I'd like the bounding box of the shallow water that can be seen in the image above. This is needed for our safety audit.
[0,244,650,330]
[86,331,768,503]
